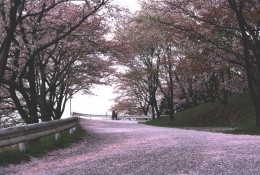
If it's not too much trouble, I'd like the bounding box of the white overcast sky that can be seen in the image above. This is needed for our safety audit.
[63,0,140,118]
[113,0,140,11]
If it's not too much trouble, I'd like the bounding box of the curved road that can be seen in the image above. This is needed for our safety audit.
[1,119,260,175]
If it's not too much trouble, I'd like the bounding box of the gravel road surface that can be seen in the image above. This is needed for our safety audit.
[1,119,260,175]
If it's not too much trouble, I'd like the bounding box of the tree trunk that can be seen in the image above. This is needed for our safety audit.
[27,59,39,124]
[168,98,174,121]
[38,100,52,121]
[151,102,155,120]
[255,102,260,127]
[168,69,174,121]
[154,97,160,119]
[8,86,30,123]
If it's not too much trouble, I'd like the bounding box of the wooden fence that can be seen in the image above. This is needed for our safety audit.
[0,117,78,150]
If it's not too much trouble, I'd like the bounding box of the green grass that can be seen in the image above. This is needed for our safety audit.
[144,91,260,135]
[0,124,85,165]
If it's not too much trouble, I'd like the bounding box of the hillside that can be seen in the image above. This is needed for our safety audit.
[145,91,260,134]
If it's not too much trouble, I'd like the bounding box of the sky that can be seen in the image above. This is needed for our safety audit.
[113,0,140,12]
[62,0,140,118]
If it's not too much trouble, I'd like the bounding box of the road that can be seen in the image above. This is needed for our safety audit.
[1,119,260,175]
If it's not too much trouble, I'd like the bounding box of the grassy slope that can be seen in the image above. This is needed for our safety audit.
[144,91,260,135]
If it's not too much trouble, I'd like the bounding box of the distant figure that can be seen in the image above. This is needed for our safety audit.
[112,109,116,120]
[114,109,118,120]
[112,109,118,120]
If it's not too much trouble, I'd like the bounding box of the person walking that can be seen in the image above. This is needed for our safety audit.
[112,109,115,120]
[114,109,118,120]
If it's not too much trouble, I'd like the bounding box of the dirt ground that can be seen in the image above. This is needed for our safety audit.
[1,119,260,175]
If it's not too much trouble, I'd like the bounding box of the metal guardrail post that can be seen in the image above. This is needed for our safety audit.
[55,133,61,141]
[19,142,26,152]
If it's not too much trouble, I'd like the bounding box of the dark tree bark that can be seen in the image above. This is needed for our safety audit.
[228,0,260,126]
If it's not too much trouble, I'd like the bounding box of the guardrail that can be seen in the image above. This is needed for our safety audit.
[73,113,111,120]
[73,112,152,121]
[0,117,78,150]
[118,115,152,120]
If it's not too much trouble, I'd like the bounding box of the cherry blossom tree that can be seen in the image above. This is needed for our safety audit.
[112,0,254,123]
[0,0,112,124]
[114,14,164,119]
[136,0,260,125]
[113,69,151,115]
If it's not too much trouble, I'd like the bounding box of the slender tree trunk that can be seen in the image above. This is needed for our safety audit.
[243,44,260,127]
[27,59,39,123]
[168,98,174,120]
[168,69,174,121]
[9,86,30,123]
[255,102,260,127]
[153,96,160,119]
[151,102,155,120]
[222,88,229,106]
